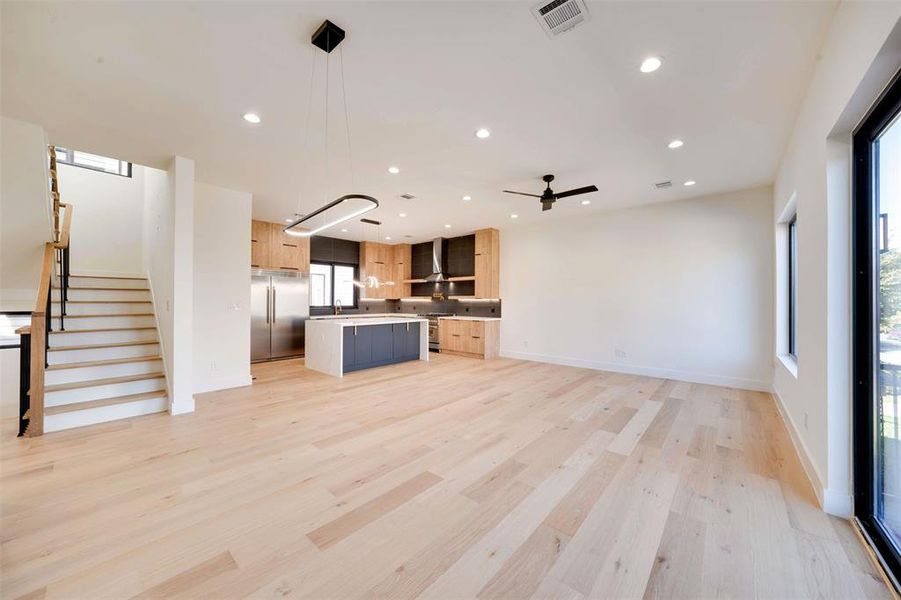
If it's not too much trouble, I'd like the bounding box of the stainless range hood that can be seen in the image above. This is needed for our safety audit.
[424,237,448,282]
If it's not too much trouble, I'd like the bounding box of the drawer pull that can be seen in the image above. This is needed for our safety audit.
[472,336,481,339]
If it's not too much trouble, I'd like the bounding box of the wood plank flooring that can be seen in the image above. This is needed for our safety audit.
[0,354,892,599]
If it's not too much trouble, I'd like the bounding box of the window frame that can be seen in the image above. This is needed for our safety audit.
[309,261,358,309]
[788,214,798,359]
[55,147,132,178]
[852,68,901,589]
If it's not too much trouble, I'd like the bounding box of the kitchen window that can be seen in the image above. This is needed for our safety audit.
[310,262,357,309]
[788,214,798,358]
[55,147,132,177]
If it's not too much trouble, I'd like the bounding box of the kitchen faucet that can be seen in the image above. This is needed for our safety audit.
[333,299,343,316]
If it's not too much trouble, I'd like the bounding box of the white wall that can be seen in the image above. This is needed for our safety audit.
[772,2,901,516]
[500,186,774,391]
[0,116,52,310]
[56,162,144,276]
[142,157,195,415]
[193,182,251,394]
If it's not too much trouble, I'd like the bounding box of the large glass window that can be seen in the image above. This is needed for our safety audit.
[310,263,357,309]
[853,72,901,583]
[55,147,132,177]
[788,215,798,358]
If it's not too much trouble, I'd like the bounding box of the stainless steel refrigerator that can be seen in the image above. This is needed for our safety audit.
[251,270,309,362]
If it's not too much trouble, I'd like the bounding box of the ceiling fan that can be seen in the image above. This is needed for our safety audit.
[503,174,598,211]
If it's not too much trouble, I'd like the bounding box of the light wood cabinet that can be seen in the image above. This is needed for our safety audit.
[439,318,499,359]
[360,242,410,299]
[251,220,310,272]
[474,228,500,299]
[251,220,271,268]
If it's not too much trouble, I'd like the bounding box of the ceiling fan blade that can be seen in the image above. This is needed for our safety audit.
[503,190,542,198]
[554,185,599,199]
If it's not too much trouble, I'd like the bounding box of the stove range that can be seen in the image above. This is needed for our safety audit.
[418,312,455,351]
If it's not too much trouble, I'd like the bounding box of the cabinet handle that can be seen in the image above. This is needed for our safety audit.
[354,326,358,336]
[271,288,276,323]
[452,334,460,337]
[266,287,271,324]
[280,266,298,270]
[472,336,480,339]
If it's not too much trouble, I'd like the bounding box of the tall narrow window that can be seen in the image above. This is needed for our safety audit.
[788,215,798,358]
[853,71,901,585]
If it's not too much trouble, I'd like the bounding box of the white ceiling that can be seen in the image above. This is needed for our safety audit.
[2,1,833,243]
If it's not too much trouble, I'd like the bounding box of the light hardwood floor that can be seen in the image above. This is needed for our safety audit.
[1,354,893,599]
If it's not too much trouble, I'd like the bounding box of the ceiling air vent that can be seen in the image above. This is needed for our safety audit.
[532,0,590,38]
[655,181,673,189]
[399,193,416,200]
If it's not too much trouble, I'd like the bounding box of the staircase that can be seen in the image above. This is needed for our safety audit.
[42,276,168,432]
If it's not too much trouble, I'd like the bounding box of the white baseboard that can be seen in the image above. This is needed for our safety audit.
[194,373,252,395]
[770,386,852,515]
[499,350,772,392]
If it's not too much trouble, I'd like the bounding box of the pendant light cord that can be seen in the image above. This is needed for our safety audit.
[296,48,317,217]
[340,45,355,192]
[324,30,330,203]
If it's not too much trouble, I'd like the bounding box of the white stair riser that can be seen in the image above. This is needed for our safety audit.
[45,377,166,407]
[50,329,158,347]
[67,277,148,289]
[52,315,156,329]
[55,302,153,316]
[48,343,161,365]
[53,288,151,302]
[45,359,164,386]
[44,396,168,433]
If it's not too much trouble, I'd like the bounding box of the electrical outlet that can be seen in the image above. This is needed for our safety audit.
[523,340,529,349]
[615,348,627,359]
[210,360,217,371]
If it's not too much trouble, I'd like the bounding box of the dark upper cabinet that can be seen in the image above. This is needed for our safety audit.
[411,242,434,279]
[446,235,475,277]
[311,235,360,265]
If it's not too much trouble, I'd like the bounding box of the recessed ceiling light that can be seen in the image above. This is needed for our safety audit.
[581,200,591,205]
[475,128,491,139]
[668,139,684,149]
[399,212,407,217]
[510,214,519,219]
[387,166,400,174]
[243,113,261,124]
[684,180,696,186]
[444,224,452,229]
[385,236,392,240]
[462,195,472,201]
[285,218,293,223]
[640,57,662,73]
[341,228,348,232]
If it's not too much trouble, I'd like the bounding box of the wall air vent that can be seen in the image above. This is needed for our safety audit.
[655,181,673,189]
[399,193,416,200]
[532,0,590,38]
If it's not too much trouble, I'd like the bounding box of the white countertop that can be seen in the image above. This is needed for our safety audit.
[309,316,429,327]
[309,313,417,320]
[437,316,502,321]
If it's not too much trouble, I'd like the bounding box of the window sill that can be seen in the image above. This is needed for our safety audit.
[778,354,798,378]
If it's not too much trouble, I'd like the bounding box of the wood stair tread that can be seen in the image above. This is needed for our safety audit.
[52,300,151,304]
[45,372,165,392]
[47,355,163,370]
[50,326,157,334]
[70,275,146,280]
[45,391,167,416]
[55,313,155,318]
[53,286,150,291]
[48,340,160,352]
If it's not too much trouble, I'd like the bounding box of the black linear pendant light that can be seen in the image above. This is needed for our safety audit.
[285,20,378,237]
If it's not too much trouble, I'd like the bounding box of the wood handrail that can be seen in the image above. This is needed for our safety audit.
[33,243,55,315]
[55,203,72,249]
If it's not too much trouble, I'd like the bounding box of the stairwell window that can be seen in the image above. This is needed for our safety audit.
[55,147,132,177]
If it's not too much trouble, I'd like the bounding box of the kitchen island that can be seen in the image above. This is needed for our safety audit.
[305,316,428,377]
